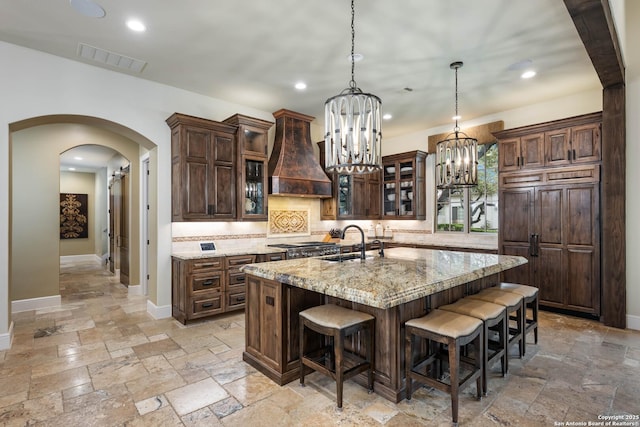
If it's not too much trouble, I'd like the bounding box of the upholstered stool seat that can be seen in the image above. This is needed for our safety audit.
[497,282,539,346]
[439,298,508,394]
[405,309,483,426]
[467,288,526,358]
[299,304,375,409]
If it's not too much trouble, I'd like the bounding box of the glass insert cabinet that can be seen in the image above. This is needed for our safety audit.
[382,151,427,220]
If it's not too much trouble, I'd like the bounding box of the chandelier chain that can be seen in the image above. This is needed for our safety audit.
[454,65,459,132]
[349,0,356,90]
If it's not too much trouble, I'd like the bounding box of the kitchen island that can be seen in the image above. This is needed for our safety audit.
[241,247,527,402]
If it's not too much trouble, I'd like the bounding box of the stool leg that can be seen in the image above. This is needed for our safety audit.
[448,337,460,426]
[519,303,525,357]
[405,329,413,401]
[533,297,539,344]
[481,324,488,396]
[475,328,483,400]
[335,330,344,409]
[299,320,306,387]
[501,312,508,376]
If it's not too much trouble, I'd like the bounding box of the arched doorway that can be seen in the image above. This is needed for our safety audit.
[9,115,157,311]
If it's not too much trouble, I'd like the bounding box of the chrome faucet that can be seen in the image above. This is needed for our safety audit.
[340,224,366,260]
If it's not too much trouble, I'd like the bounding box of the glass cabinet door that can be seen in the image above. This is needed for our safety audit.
[338,175,353,217]
[383,165,397,217]
[244,159,265,216]
[398,160,415,216]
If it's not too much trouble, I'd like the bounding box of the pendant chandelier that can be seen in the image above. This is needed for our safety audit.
[435,61,478,188]
[324,0,382,175]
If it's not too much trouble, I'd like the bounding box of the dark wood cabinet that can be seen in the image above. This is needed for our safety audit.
[496,112,602,317]
[317,141,382,220]
[223,114,273,221]
[381,151,427,220]
[225,254,256,312]
[167,113,238,221]
[498,133,545,171]
[171,257,225,324]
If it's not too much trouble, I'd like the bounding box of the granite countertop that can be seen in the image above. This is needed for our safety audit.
[241,247,527,309]
[172,246,288,260]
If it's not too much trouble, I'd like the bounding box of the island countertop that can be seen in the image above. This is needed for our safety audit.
[241,247,527,309]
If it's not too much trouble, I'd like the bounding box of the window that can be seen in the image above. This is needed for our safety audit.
[436,142,498,233]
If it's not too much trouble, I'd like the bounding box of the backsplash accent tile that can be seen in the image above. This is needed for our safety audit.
[268,209,310,236]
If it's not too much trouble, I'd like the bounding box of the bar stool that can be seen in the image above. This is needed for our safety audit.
[299,304,375,409]
[439,298,508,395]
[467,288,526,357]
[405,309,483,426]
[497,282,539,346]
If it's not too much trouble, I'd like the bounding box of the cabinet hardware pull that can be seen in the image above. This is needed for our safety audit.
[568,150,571,161]
[202,303,214,308]
[236,276,244,282]
[266,296,275,306]
[202,280,214,286]
[529,234,536,257]
[517,157,520,167]
[236,296,245,302]
[572,149,576,160]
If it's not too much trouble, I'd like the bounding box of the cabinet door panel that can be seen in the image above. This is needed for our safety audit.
[499,138,520,171]
[537,246,564,305]
[214,135,234,163]
[571,124,600,164]
[501,244,532,286]
[260,280,281,369]
[500,188,533,243]
[246,277,261,353]
[185,128,210,159]
[566,186,596,246]
[537,187,563,245]
[545,129,571,166]
[213,165,235,218]
[567,248,598,312]
[185,161,209,218]
[521,133,545,169]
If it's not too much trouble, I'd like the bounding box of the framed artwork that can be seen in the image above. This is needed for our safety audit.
[60,193,88,239]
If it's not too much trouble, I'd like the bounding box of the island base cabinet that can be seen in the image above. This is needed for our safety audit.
[244,275,323,385]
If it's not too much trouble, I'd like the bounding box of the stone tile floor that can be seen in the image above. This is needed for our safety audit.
[1,260,639,426]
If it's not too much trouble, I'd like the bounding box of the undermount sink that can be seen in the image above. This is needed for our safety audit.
[322,254,373,262]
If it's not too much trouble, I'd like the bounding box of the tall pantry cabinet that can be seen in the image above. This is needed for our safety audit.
[494,112,602,316]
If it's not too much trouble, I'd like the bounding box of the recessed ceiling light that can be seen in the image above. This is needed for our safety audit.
[69,0,105,18]
[294,82,307,90]
[521,70,537,79]
[68,167,76,171]
[348,53,364,62]
[383,113,392,120]
[452,115,462,121]
[73,156,83,160]
[126,19,146,32]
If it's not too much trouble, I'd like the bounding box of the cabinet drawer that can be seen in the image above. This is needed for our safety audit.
[193,295,223,315]
[259,252,286,262]
[226,254,256,270]
[226,289,246,310]
[190,258,224,272]
[228,270,247,287]
[191,272,223,292]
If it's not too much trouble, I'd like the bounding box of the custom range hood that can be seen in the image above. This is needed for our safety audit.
[268,109,332,198]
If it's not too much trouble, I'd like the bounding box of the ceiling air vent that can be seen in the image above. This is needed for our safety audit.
[77,43,147,73]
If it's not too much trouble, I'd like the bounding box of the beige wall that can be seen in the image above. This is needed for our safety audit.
[11,124,142,301]
[59,171,97,257]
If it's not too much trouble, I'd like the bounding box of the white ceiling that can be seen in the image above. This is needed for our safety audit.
[1,0,600,143]
[59,144,120,172]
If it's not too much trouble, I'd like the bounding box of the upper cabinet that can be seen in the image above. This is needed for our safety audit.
[167,112,273,222]
[381,150,427,220]
[317,141,382,220]
[223,114,274,221]
[495,112,601,172]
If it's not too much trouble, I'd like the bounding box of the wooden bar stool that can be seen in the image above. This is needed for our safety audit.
[299,304,375,409]
[405,309,483,426]
[467,288,526,357]
[439,298,508,395]
[497,282,539,346]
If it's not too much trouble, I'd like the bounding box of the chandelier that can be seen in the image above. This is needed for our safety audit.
[324,0,382,174]
[435,61,478,188]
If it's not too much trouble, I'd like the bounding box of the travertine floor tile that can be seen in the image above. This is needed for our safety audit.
[4,260,640,426]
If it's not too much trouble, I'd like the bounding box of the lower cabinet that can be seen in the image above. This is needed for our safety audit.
[172,253,278,324]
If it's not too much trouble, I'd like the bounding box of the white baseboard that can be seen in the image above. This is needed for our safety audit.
[12,295,61,313]
[147,299,172,320]
[60,254,102,264]
[128,284,143,296]
[0,321,14,350]
[627,314,640,331]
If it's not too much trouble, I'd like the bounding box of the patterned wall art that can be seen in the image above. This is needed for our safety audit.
[268,209,310,237]
[60,193,88,239]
